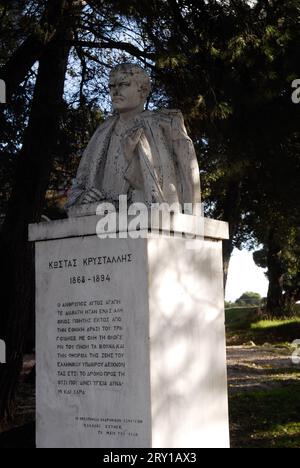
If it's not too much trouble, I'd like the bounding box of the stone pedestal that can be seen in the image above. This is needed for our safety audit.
[29,214,230,448]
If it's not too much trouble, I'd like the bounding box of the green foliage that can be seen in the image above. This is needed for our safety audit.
[125,0,300,314]
[226,306,300,346]
[225,306,259,332]
[0,0,154,214]
[235,291,262,307]
[253,227,300,316]
[0,0,40,212]
[251,318,300,330]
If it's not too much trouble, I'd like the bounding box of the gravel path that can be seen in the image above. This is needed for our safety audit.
[227,345,298,394]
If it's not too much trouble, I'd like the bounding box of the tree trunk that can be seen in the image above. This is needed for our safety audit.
[0,0,69,100]
[0,1,74,421]
[221,181,242,290]
[223,238,234,290]
[282,286,300,316]
[266,231,285,317]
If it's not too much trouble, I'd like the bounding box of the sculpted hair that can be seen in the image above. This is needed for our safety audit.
[110,63,152,99]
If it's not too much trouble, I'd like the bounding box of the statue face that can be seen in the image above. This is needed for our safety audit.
[109,72,146,114]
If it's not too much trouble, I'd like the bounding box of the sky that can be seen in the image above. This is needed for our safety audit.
[225,248,269,302]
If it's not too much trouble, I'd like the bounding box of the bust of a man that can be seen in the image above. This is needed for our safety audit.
[67,63,201,214]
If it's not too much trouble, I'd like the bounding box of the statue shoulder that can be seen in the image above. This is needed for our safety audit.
[86,115,117,141]
[98,114,118,130]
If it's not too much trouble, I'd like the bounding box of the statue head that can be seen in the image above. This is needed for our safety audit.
[109,63,151,117]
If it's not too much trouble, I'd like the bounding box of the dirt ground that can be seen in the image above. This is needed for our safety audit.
[227,345,297,394]
[0,354,35,447]
[0,346,298,448]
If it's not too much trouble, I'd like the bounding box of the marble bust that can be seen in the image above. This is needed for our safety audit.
[67,63,201,214]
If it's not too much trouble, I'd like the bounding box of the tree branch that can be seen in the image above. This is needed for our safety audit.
[71,39,154,60]
[166,0,191,40]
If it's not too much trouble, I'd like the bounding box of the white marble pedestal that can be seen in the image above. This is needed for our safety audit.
[29,214,230,448]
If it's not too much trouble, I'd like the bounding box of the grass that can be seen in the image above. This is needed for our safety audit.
[229,386,300,448]
[225,306,300,346]
[226,306,300,448]
[251,318,300,330]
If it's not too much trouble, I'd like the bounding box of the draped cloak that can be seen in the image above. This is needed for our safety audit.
[67,109,201,214]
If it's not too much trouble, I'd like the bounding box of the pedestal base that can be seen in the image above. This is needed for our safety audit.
[29,216,230,448]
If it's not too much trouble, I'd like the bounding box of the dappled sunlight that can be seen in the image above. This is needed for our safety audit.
[148,236,229,448]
